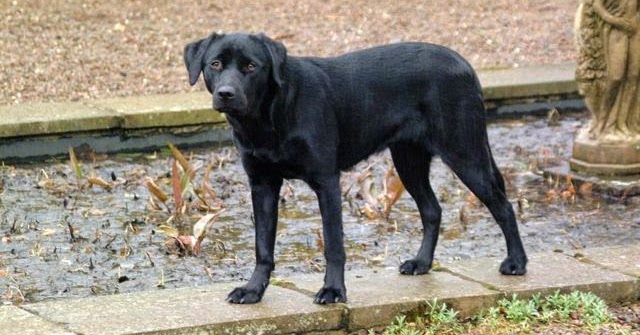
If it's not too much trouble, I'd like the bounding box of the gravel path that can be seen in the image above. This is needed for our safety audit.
[1,0,578,105]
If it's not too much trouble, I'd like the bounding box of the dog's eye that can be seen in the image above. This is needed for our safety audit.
[211,60,222,71]
[243,62,256,74]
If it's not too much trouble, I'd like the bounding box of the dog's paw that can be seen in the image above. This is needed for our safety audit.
[226,286,263,304]
[499,255,527,275]
[399,259,430,275]
[314,286,347,304]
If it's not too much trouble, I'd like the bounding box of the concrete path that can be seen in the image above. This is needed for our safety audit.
[0,63,580,161]
[2,245,638,335]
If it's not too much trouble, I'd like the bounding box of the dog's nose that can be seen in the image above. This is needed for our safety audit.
[216,86,235,101]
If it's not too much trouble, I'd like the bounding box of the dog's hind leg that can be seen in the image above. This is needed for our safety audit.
[441,142,528,275]
[390,143,441,275]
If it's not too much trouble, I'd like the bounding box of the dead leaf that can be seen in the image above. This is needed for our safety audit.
[145,177,169,203]
[360,203,380,220]
[193,209,225,255]
[87,176,112,191]
[41,229,57,237]
[168,143,196,179]
[547,108,560,126]
[314,228,324,251]
[166,235,196,254]
[561,177,576,201]
[459,205,469,226]
[193,212,222,240]
[148,196,162,211]
[443,225,462,240]
[380,167,405,218]
[87,208,106,216]
[68,146,83,181]
[517,191,529,217]
[202,160,224,209]
[171,160,184,212]
[357,170,378,207]
[156,225,179,238]
[467,192,478,208]
[37,178,55,189]
[578,182,593,198]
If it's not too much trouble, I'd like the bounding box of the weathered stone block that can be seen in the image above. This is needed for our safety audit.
[24,283,343,335]
[0,305,73,335]
[0,101,120,138]
[576,245,640,278]
[443,252,638,303]
[90,92,224,129]
[284,268,500,331]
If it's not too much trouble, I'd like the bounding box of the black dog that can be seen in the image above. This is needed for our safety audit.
[184,33,527,304]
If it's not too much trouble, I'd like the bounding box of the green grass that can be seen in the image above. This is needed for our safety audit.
[369,291,627,335]
[373,299,461,335]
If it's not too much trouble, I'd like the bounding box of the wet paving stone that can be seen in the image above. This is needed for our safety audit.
[575,245,640,278]
[24,283,343,335]
[283,268,500,331]
[442,251,639,304]
[0,305,73,335]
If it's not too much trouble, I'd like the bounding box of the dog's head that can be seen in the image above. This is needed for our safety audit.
[184,33,286,116]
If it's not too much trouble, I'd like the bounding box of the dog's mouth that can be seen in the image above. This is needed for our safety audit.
[213,101,248,116]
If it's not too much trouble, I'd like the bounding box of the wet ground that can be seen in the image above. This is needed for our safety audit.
[1,112,639,304]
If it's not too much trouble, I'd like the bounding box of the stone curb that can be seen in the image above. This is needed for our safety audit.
[3,246,638,335]
[477,63,577,100]
[0,63,577,140]
[0,63,580,161]
[0,91,223,139]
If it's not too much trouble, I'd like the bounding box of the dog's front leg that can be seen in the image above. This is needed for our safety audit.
[227,175,282,304]
[310,175,347,304]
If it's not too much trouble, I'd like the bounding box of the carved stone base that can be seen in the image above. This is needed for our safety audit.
[570,127,640,175]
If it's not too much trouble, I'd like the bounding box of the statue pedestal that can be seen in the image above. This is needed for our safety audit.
[544,163,640,198]
[542,125,640,198]
[570,127,640,175]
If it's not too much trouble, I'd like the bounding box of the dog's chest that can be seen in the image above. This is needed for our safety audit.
[248,140,313,179]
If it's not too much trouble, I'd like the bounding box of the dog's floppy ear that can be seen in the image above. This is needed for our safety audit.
[256,34,287,87]
[184,33,219,86]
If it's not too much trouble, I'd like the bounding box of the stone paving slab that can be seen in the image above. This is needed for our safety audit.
[8,247,640,335]
[282,268,500,331]
[89,92,223,129]
[0,305,74,335]
[443,252,639,303]
[574,245,640,278]
[23,283,343,335]
[0,101,120,138]
[478,62,577,100]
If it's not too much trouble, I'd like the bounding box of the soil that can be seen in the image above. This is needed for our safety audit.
[1,0,578,105]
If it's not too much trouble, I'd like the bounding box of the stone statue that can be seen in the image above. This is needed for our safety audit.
[572,0,640,175]
[576,0,640,139]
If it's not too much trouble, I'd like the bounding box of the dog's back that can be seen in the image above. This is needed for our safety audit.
[286,43,485,169]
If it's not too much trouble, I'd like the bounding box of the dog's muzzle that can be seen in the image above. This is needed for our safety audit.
[213,85,247,114]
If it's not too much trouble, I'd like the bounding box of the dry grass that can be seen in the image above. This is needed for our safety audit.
[1,0,578,105]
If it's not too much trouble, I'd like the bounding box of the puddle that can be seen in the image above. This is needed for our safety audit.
[1,113,639,303]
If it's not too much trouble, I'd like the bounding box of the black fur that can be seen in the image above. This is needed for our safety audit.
[184,33,528,305]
